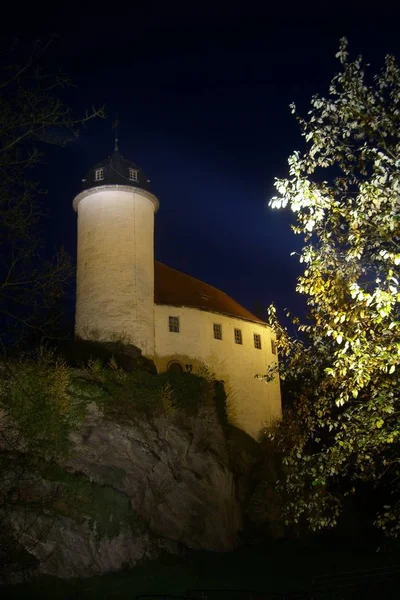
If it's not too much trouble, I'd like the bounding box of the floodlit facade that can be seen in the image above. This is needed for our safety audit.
[73,148,281,438]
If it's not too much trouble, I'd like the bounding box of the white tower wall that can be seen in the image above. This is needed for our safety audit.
[73,185,158,357]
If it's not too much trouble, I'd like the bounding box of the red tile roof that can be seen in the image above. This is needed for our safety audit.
[154,261,265,325]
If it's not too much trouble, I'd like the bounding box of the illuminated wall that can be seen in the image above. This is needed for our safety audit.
[73,185,158,356]
[153,304,281,439]
[73,183,281,438]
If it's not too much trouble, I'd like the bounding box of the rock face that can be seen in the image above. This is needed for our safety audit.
[25,402,241,579]
[16,515,157,580]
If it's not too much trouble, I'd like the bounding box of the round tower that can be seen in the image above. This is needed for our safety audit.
[73,148,159,357]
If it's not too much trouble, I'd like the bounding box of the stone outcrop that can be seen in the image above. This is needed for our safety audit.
[20,401,241,579]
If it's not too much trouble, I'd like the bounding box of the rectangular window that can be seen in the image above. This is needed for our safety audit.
[234,328,242,345]
[254,333,262,349]
[213,323,222,340]
[95,168,104,181]
[271,339,277,355]
[169,316,180,333]
[129,168,138,181]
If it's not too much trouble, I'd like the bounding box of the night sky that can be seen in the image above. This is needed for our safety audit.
[25,13,400,324]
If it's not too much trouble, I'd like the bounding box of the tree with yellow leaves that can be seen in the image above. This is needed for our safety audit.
[265,39,400,538]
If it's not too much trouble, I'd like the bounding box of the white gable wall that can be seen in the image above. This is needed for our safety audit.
[154,304,281,439]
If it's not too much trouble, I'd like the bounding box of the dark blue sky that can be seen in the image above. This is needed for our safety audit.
[31,14,400,322]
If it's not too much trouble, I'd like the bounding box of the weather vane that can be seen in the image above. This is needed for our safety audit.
[113,113,119,152]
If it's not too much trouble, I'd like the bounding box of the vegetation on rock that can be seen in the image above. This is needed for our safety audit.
[68,353,218,426]
[41,463,145,539]
[0,348,89,577]
[0,340,233,578]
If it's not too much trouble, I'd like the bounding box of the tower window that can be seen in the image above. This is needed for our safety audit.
[213,323,222,340]
[129,168,138,182]
[95,168,104,181]
[254,333,262,349]
[234,328,242,345]
[169,316,180,333]
[271,340,277,355]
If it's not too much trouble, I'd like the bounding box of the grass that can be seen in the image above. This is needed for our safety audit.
[4,535,400,599]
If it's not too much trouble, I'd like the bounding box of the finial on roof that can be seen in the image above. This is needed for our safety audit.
[112,113,119,152]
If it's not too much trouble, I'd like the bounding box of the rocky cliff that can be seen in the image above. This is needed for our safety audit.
[3,346,281,583]
[16,391,241,579]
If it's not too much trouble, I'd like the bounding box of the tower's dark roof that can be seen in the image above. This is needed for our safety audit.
[82,151,151,192]
[154,261,265,325]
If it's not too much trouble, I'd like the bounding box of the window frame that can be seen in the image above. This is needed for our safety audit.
[234,328,243,345]
[129,168,138,182]
[271,339,277,355]
[168,316,180,333]
[253,333,262,350]
[95,168,104,181]
[213,323,222,340]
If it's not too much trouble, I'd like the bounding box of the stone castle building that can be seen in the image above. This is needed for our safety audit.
[73,147,281,438]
